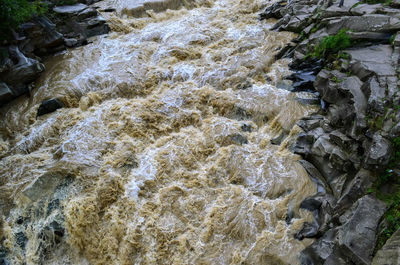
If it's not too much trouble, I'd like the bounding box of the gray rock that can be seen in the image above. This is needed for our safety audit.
[337,195,387,264]
[64,38,79,47]
[347,31,392,42]
[329,130,353,151]
[372,228,400,265]
[1,46,45,96]
[350,4,381,16]
[259,1,286,20]
[53,4,88,15]
[311,134,335,158]
[394,32,400,47]
[270,131,288,145]
[335,169,374,214]
[345,45,396,80]
[325,15,400,35]
[299,228,339,264]
[366,76,386,114]
[364,133,392,167]
[314,70,344,104]
[329,173,347,199]
[297,115,324,132]
[299,159,330,194]
[0,82,13,104]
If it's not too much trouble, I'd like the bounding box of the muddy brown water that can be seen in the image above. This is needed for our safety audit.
[0,0,318,263]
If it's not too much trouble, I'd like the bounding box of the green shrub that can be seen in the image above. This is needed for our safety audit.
[0,0,47,38]
[311,29,352,59]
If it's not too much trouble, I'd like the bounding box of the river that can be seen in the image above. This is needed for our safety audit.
[0,0,318,263]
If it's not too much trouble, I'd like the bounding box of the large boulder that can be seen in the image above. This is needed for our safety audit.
[19,16,64,56]
[0,46,45,97]
[300,195,386,265]
[337,195,387,264]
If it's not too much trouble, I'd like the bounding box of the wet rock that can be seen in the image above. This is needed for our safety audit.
[364,133,392,167]
[37,98,64,117]
[1,46,45,96]
[64,38,79,47]
[15,232,28,250]
[22,172,65,202]
[240,123,252,132]
[0,83,13,104]
[297,115,323,132]
[53,3,88,14]
[372,228,400,265]
[54,4,109,42]
[286,59,323,92]
[299,159,329,193]
[259,1,286,20]
[296,96,320,106]
[299,228,339,264]
[337,195,386,264]
[295,221,319,240]
[270,131,288,145]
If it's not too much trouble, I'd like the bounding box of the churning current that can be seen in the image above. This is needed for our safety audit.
[0,0,319,264]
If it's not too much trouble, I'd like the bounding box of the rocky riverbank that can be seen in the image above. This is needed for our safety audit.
[0,0,109,107]
[260,0,400,264]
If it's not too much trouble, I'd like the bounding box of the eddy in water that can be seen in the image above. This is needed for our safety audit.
[0,0,318,264]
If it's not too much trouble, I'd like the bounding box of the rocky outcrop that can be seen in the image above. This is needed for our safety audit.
[52,3,109,47]
[261,0,400,263]
[0,2,109,106]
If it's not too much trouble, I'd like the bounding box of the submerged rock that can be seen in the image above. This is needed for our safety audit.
[37,98,64,117]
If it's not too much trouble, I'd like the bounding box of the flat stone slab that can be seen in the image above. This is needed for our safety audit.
[53,4,88,14]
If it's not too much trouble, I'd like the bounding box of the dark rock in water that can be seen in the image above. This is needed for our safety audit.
[285,205,294,224]
[15,232,28,250]
[229,134,248,145]
[299,228,339,265]
[37,99,64,117]
[286,59,323,93]
[259,1,286,20]
[296,97,320,106]
[1,46,45,97]
[102,8,116,12]
[295,221,319,240]
[240,123,252,132]
[297,115,323,132]
[0,83,13,104]
[53,4,88,14]
[270,131,288,145]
